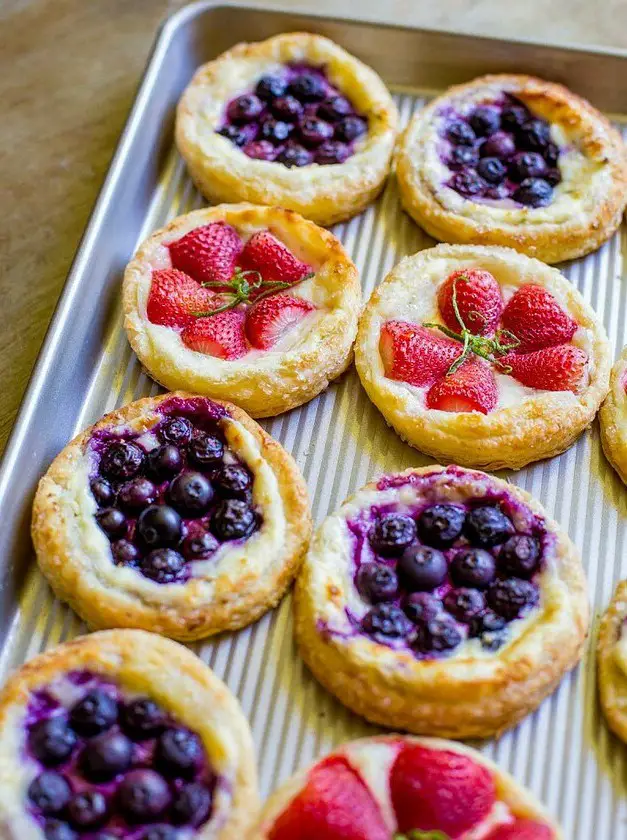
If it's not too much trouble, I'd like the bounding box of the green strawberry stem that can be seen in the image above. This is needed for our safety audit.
[193,267,314,318]
[394,831,450,839]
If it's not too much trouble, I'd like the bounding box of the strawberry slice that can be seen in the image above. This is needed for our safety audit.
[168,222,243,285]
[380,321,461,387]
[390,743,496,837]
[146,269,223,328]
[246,294,315,350]
[486,818,554,839]
[438,268,503,335]
[504,344,588,392]
[501,284,577,351]
[426,359,498,414]
[240,230,312,285]
[268,756,388,840]
[181,310,248,359]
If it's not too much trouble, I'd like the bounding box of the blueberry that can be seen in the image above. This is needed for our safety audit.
[260,119,293,144]
[469,105,501,137]
[485,184,510,200]
[168,472,214,516]
[315,140,350,165]
[90,477,114,507]
[544,141,559,166]
[498,535,541,579]
[70,690,118,737]
[355,563,399,603]
[277,142,313,167]
[545,167,562,186]
[29,717,78,766]
[100,441,144,480]
[464,505,514,547]
[111,539,140,566]
[450,548,496,589]
[298,117,334,148]
[445,119,476,146]
[212,499,256,541]
[369,513,416,557]
[255,74,287,101]
[403,592,443,625]
[214,465,252,499]
[96,508,127,540]
[28,771,71,814]
[481,630,508,651]
[226,94,264,124]
[156,728,203,779]
[271,95,304,122]
[136,505,182,549]
[80,730,133,781]
[519,118,551,151]
[288,72,327,102]
[139,548,186,584]
[91,834,119,840]
[142,828,178,840]
[67,791,108,830]
[183,531,220,561]
[243,140,277,161]
[480,132,516,159]
[118,477,156,511]
[318,96,353,121]
[477,156,507,184]
[146,444,183,480]
[217,125,248,147]
[415,616,462,653]
[469,608,507,637]
[509,151,547,182]
[188,431,224,466]
[487,578,539,619]
[501,103,530,132]
[449,169,485,197]
[172,782,213,827]
[335,115,367,142]
[447,145,479,170]
[443,588,486,622]
[514,177,553,207]
[361,603,410,639]
[118,768,171,822]
[43,819,77,840]
[397,545,448,592]
[160,417,193,446]
[121,698,167,740]
[417,504,465,548]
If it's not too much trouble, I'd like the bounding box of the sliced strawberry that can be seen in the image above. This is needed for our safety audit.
[501,284,577,351]
[486,818,554,839]
[268,756,388,840]
[426,359,498,414]
[146,269,222,328]
[380,321,461,387]
[246,294,315,350]
[438,268,503,335]
[168,221,243,285]
[504,344,588,392]
[390,743,496,837]
[181,310,248,359]
[240,230,312,285]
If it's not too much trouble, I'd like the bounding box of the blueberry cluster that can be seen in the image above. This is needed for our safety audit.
[355,501,542,657]
[90,413,258,584]
[217,65,368,166]
[441,96,562,208]
[26,678,214,840]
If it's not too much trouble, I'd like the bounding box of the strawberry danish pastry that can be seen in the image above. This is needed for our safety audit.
[249,735,562,839]
[355,244,610,470]
[598,580,627,744]
[123,204,360,417]
[599,345,627,484]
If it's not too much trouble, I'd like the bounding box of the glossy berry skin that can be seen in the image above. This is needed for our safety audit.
[226,94,264,124]
[67,791,108,830]
[96,508,127,540]
[417,504,465,548]
[90,477,114,507]
[488,578,539,619]
[501,284,577,352]
[43,819,77,840]
[464,506,514,547]
[183,531,220,561]
[315,140,350,165]
[146,444,183,480]
[545,167,562,186]
[156,728,203,779]
[288,72,327,102]
[118,477,157,511]
[171,782,213,826]
[397,545,448,592]
[80,730,133,781]
[499,535,541,579]
[28,771,72,814]
[142,827,178,840]
[140,549,186,584]
[136,505,182,549]
[519,118,551,151]
[403,592,443,625]
[160,417,193,446]
[298,117,334,148]
[168,472,214,516]
[509,151,547,182]
[445,120,476,146]
[514,177,553,207]
[111,539,140,566]
[118,769,171,822]
[121,697,167,740]
[277,143,313,167]
[260,119,293,144]
[415,616,462,653]
[255,74,287,101]
[480,131,516,160]
[437,267,503,336]
[469,105,501,136]
[188,432,224,466]
[100,441,144,481]
[501,103,530,132]
[335,115,367,142]
[469,608,507,638]
[271,95,304,122]
[243,140,276,161]
[443,588,486,622]
[450,547,496,589]
[447,145,479,169]
[214,465,252,499]
[362,603,411,639]
[70,690,118,737]
[449,169,485,197]
[212,499,256,541]
[318,96,352,121]
[355,563,399,603]
[217,125,247,147]
[29,717,77,766]
[477,157,507,184]
[369,513,417,556]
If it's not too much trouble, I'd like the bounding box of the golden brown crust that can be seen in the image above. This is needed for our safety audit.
[175,33,398,226]
[396,74,627,264]
[0,630,258,840]
[294,465,589,740]
[598,580,627,744]
[122,204,361,418]
[31,393,312,641]
[600,346,627,484]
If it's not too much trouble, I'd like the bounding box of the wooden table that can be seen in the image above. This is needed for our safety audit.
[2,0,626,452]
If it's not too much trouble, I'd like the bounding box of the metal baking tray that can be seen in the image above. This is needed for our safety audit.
[1,2,627,835]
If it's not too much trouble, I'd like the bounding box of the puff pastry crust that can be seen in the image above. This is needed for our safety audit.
[355,244,611,471]
[31,393,312,641]
[599,345,627,484]
[0,629,258,840]
[294,465,589,740]
[396,74,627,264]
[175,33,398,226]
[598,580,627,744]
[123,204,361,418]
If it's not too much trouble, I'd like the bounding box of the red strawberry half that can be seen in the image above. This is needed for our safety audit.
[268,756,388,840]
[501,284,577,351]
[168,221,243,285]
[504,344,588,392]
[426,359,498,414]
[181,309,248,360]
[240,230,312,285]
[390,743,496,837]
[486,818,554,839]
[438,268,503,335]
[246,294,315,350]
[146,269,223,328]
[380,321,461,387]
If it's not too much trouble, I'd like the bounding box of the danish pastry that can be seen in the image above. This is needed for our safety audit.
[294,465,588,739]
[598,580,627,744]
[599,345,627,484]
[123,204,360,417]
[0,629,258,840]
[249,734,561,839]
[32,393,311,641]
[355,244,611,470]
[396,74,627,263]
[175,33,398,226]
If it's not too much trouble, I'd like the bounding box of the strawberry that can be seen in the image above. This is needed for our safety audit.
[380,321,461,387]
[168,222,243,284]
[486,818,554,839]
[246,294,315,350]
[438,268,503,335]
[268,756,388,840]
[240,230,312,284]
[390,743,496,837]
[426,359,498,414]
[146,269,223,328]
[501,284,577,351]
[181,310,248,359]
[504,344,588,392]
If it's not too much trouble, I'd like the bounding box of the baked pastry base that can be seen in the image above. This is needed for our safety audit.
[600,346,627,484]
[598,580,627,744]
